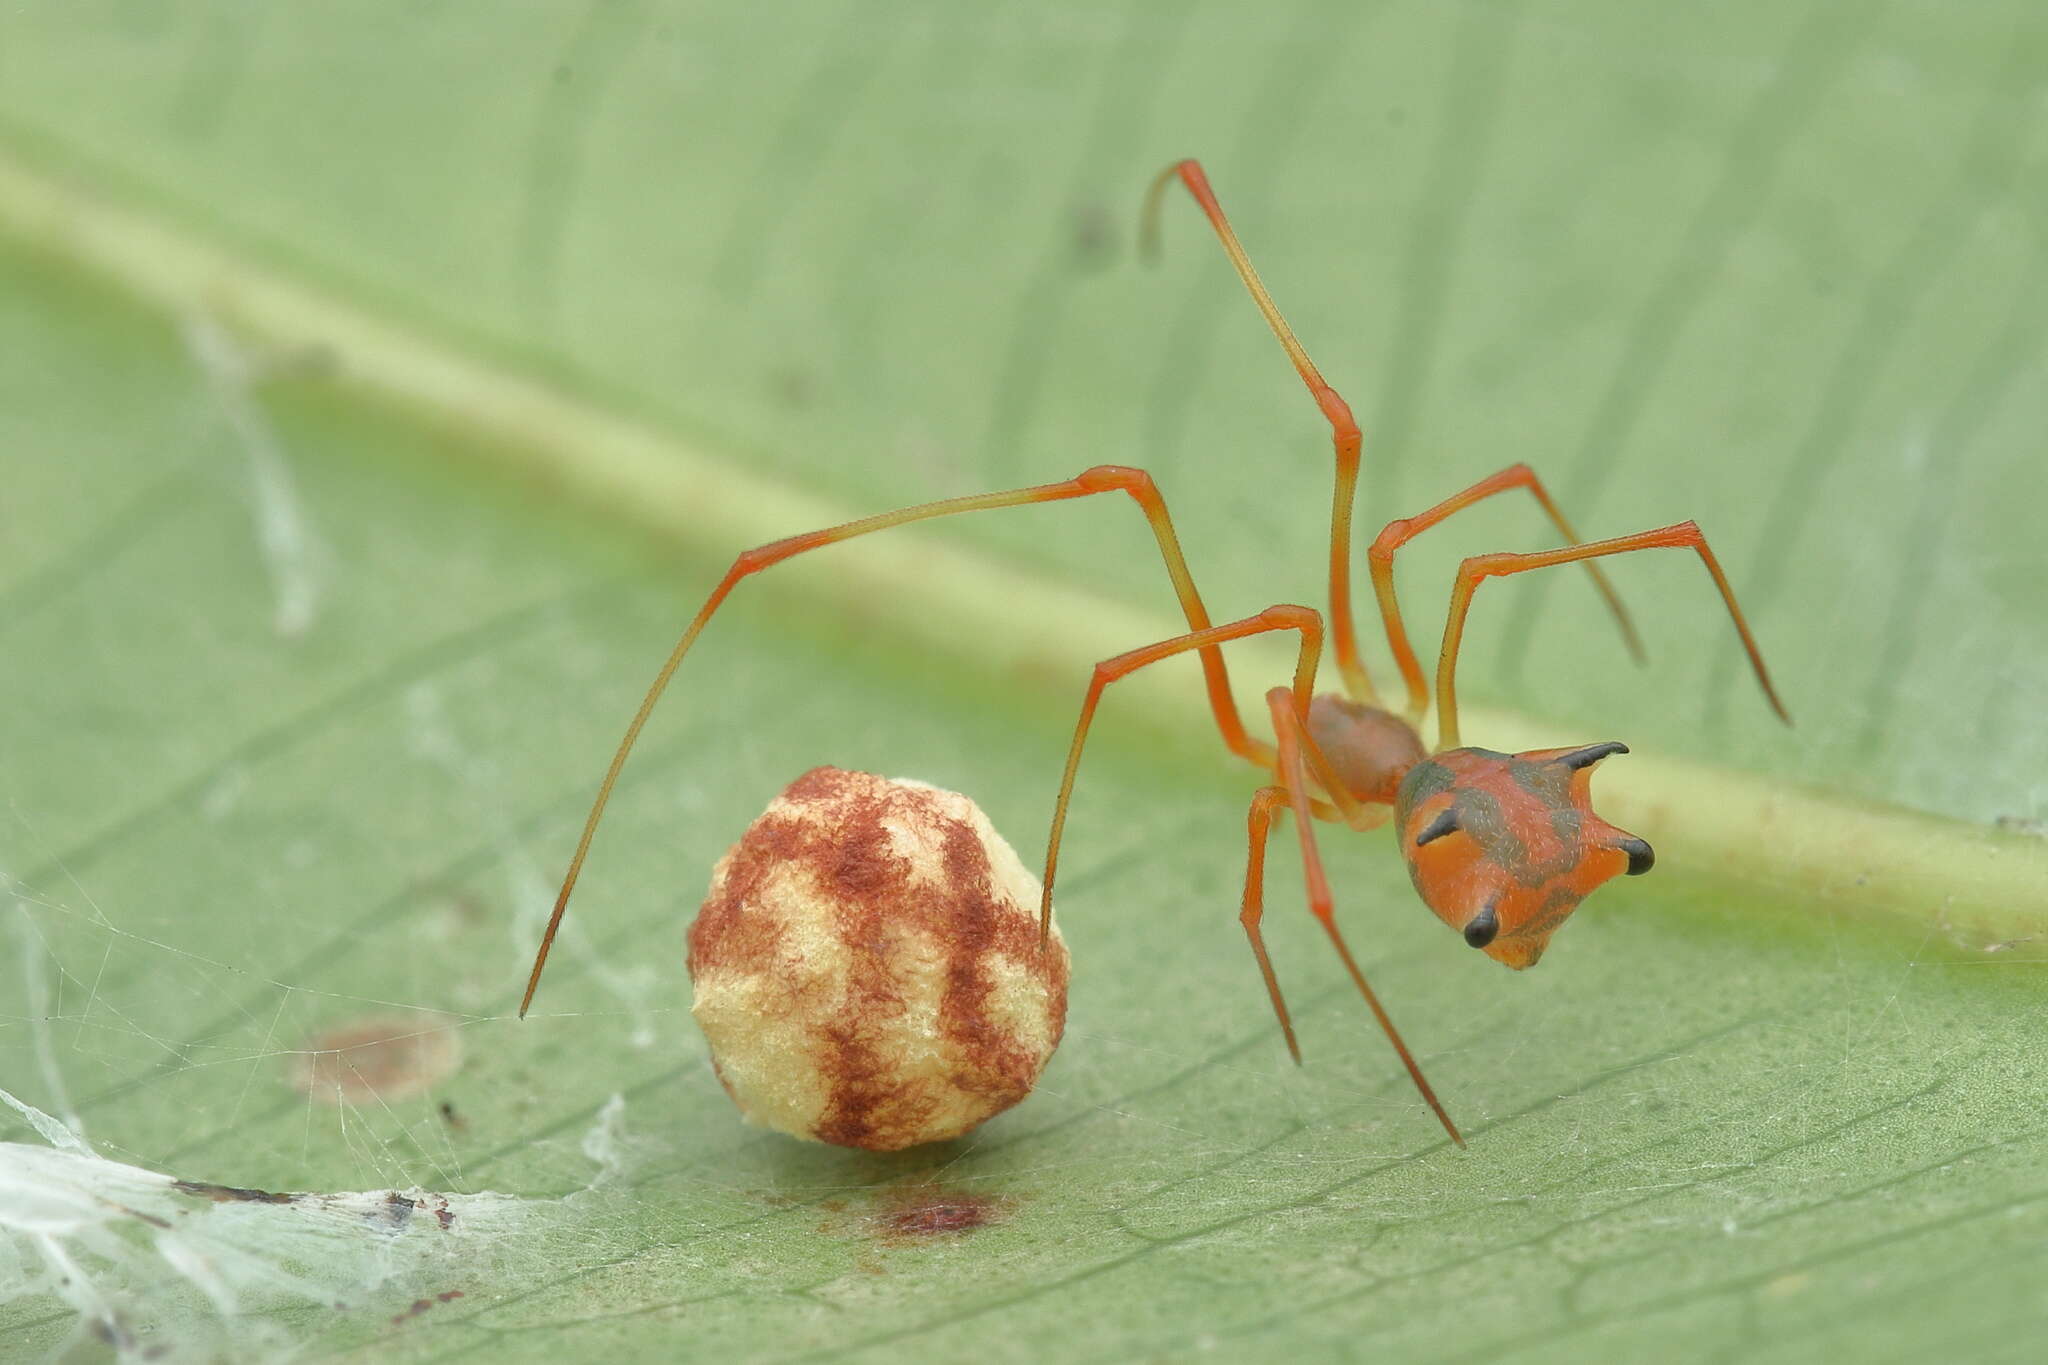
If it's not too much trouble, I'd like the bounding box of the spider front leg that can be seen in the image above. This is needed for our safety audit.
[1367,463,1645,723]
[1036,603,1344,934]
[520,465,1257,1015]
[1433,519,1790,750]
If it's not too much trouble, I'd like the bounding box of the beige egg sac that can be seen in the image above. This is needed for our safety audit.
[686,768,1070,1151]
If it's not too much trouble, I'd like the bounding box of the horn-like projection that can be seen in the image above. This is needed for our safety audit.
[1414,807,1461,847]
[1556,741,1630,771]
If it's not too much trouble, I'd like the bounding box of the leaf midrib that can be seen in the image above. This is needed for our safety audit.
[0,127,2040,951]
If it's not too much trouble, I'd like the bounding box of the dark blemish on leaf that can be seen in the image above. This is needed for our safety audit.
[371,1192,457,1231]
[419,880,491,931]
[390,1290,465,1327]
[288,1013,463,1104]
[1069,199,1117,270]
[871,1186,1017,1244]
[768,365,820,410]
[805,1181,1021,1246]
[173,1180,293,1205]
[881,1194,1007,1241]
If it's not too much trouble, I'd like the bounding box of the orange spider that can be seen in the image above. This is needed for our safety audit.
[519,159,1790,1147]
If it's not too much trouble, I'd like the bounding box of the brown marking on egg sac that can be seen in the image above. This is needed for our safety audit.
[688,769,916,1147]
[690,768,1065,1150]
[935,812,1066,1104]
[814,775,935,1150]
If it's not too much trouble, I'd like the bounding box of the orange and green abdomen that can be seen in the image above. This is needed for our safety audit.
[1393,744,1652,970]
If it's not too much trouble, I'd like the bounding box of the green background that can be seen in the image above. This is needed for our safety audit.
[2,2,2045,1361]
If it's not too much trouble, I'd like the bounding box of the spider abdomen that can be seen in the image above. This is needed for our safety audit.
[1305,692,1426,805]
[1393,743,1651,969]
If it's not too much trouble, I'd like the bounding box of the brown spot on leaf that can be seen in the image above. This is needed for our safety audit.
[369,1191,457,1231]
[874,1186,1014,1243]
[805,1181,1020,1247]
[391,1289,465,1326]
[288,1014,463,1104]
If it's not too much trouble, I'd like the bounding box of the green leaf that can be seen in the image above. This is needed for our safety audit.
[3,3,2045,1361]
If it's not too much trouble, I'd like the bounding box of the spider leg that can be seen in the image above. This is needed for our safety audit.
[521,465,1255,1015]
[1237,780,1389,1069]
[1143,158,1380,708]
[1240,785,1302,1063]
[1265,687,1464,1147]
[1367,463,1646,721]
[1433,520,1793,751]
[1038,604,1332,940]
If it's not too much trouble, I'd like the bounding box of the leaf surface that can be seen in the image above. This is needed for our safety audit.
[1,5,2044,1361]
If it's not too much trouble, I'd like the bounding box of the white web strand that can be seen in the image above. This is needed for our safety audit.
[9,880,89,1148]
[577,1092,631,1189]
[181,311,328,641]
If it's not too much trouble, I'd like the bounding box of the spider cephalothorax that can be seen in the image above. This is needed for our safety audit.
[1394,742,1654,969]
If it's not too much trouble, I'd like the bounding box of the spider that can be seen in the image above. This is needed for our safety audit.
[518,158,1790,1148]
